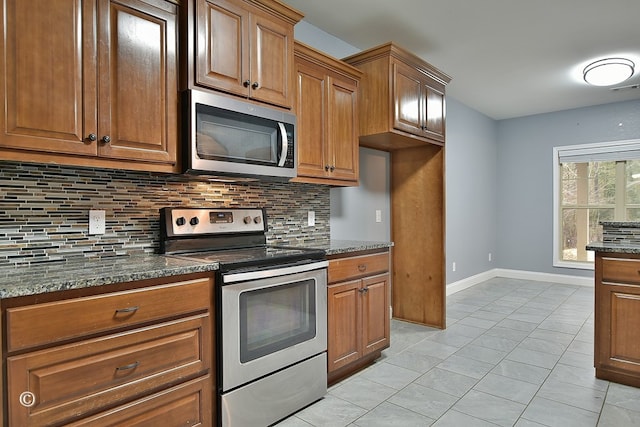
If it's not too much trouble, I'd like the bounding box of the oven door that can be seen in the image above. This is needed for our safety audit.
[220,261,328,392]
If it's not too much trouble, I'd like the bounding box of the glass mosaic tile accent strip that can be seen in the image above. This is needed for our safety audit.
[0,162,330,266]
[602,222,640,246]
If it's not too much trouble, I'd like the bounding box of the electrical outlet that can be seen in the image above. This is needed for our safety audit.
[375,210,382,223]
[307,211,315,227]
[89,209,106,235]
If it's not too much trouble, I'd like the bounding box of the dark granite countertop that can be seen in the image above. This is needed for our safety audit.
[0,240,393,299]
[586,242,640,254]
[0,255,219,299]
[297,239,394,256]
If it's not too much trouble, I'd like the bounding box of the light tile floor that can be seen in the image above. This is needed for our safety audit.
[276,277,640,426]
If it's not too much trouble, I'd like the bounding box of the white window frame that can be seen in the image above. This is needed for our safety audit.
[553,139,640,270]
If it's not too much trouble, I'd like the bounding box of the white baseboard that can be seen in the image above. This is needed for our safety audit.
[446,269,498,295]
[446,268,594,295]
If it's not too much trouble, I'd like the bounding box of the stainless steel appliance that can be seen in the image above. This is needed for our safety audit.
[159,207,327,427]
[183,90,296,179]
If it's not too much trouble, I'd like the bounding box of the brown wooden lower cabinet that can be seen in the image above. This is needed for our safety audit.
[327,250,391,384]
[2,273,215,426]
[595,252,640,387]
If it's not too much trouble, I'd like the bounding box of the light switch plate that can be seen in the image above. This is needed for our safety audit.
[307,211,315,227]
[89,209,106,235]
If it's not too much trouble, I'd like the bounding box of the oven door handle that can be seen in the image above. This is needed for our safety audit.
[222,260,328,284]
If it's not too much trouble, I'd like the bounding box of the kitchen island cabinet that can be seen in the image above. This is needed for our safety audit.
[593,250,640,387]
[0,0,179,173]
[327,249,390,384]
[293,41,362,186]
[2,272,214,426]
[182,0,303,109]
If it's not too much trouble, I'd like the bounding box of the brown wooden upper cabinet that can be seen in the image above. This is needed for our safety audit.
[0,0,179,173]
[293,41,362,186]
[184,0,303,109]
[343,42,451,151]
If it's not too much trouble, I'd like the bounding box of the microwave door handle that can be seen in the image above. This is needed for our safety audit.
[277,122,287,167]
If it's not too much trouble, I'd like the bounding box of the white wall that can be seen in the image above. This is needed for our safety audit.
[496,99,640,277]
[445,98,499,283]
[330,148,391,241]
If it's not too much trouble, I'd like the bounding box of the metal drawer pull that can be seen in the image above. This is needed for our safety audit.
[359,287,369,293]
[115,306,139,314]
[116,361,140,372]
[358,264,367,272]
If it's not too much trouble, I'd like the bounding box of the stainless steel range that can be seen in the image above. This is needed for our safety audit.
[159,207,328,427]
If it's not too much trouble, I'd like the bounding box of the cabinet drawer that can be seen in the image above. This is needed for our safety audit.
[329,252,389,283]
[602,257,640,285]
[6,277,212,352]
[66,375,212,427]
[8,314,211,427]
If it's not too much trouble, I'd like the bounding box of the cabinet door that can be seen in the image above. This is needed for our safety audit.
[327,75,359,182]
[196,0,249,97]
[596,282,640,375]
[249,11,294,108]
[327,279,362,372]
[0,0,98,155]
[295,61,328,178]
[423,77,446,142]
[362,273,390,356]
[97,0,177,164]
[392,60,424,137]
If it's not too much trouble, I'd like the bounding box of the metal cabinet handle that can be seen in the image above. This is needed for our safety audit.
[330,165,335,172]
[359,287,369,293]
[357,264,367,272]
[243,80,251,88]
[101,135,111,144]
[115,306,139,314]
[251,81,259,89]
[325,165,330,171]
[115,361,139,372]
[87,133,97,142]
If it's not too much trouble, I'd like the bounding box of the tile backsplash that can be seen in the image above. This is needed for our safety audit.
[0,162,330,266]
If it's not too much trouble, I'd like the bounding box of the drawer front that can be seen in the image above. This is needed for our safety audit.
[7,277,212,352]
[602,257,640,285]
[8,314,211,427]
[329,252,389,283]
[66,376,212,427]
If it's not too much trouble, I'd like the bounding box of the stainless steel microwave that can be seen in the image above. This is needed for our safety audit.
[183,90,296,179]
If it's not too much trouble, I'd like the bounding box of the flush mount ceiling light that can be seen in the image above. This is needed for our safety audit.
[583,58,635,86]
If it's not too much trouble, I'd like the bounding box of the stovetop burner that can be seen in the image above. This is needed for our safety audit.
[158,207,326,269]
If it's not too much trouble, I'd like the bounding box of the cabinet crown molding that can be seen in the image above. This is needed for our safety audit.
[294,41,363,80]
[245,0,304,24]
[343,41,451,86]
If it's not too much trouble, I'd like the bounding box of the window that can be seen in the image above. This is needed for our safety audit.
[553,139,640,269]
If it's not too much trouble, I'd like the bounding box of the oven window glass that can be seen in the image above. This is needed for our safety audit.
[196,103,278,165]
[239,279,316,363]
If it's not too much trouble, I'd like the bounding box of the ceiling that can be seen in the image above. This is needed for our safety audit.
[281,0,640,120]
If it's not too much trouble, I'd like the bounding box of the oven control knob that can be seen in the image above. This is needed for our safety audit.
[175,217,186,226]
[253,216,262,224]
[243,216,252,224]
[189,217,199,226]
